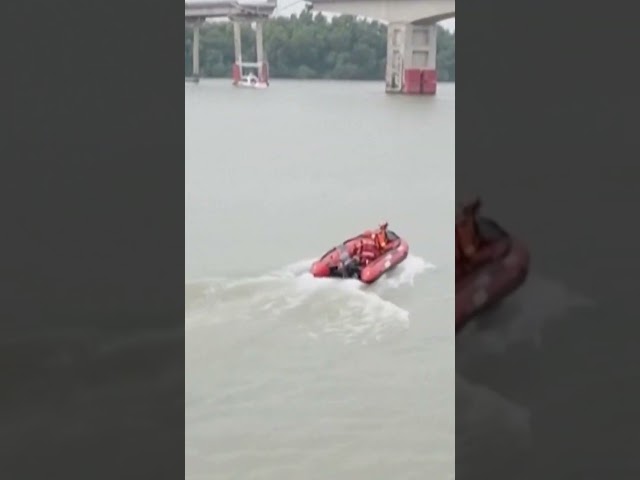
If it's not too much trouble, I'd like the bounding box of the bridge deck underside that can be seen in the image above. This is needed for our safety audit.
[310,0,454,24]
[185,1,276,21]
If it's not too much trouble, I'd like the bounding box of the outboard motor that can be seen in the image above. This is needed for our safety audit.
[342,257,361,278]
[336,245,360,278]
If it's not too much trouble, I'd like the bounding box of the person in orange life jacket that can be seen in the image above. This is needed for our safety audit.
[371,222,390,252]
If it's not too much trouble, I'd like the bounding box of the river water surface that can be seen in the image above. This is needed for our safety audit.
[185,79,455,479]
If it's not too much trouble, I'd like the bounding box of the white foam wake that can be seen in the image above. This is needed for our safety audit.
[185,254,433,344]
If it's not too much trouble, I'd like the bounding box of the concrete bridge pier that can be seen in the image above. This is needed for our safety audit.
[255,21,269,84]
[232,21,242,84]
[185,20,203,83]
[231,19,269,86]
[386,22,438,95]
[192,23,201,80]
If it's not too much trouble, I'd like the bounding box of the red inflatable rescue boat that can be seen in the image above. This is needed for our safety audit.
[456,216,530,332]
[310,229,409,284]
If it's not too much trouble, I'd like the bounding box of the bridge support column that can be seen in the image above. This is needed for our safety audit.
[185,22,202,83]
[192,24,200,79]
[232,22,242,84]
[424,24,437,94]
[255,21,269,85]
[231,19,269,87]
[386,22,438,95]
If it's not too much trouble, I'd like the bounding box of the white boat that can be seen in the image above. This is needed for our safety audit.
[237,72,268,89]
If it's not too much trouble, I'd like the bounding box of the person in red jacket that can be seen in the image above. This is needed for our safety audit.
[366,221,390,253]
[374,222,390,251]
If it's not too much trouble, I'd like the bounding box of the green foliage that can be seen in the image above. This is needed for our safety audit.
[185,14,455,81]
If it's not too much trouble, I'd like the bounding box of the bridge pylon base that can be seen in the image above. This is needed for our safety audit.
[231,19,270,87]
[385,22,438,95]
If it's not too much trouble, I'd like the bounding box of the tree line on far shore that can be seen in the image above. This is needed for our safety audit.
[185,12,455,81]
